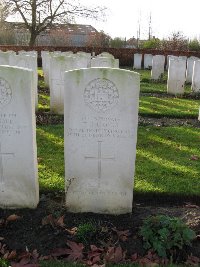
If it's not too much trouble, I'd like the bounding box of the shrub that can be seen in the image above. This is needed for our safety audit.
[76,222,96,244]
[140,215,196,258]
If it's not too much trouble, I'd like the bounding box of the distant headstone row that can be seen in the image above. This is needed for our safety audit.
[0,50,38,109]
[41,51,119,114]
[134,53,200,95]
[0,65,139,215]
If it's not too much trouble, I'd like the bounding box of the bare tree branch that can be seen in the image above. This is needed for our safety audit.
[4,0,107,45]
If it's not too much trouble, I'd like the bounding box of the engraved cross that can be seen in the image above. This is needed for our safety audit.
[0,143,14,185]
[85,141,115,187]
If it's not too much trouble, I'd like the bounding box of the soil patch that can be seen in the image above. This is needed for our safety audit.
[0,193,200,265]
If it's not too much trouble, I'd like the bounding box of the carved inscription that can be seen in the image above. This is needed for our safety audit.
[66,116,134,139]
[0,143,14,186]
[84,78,119,112]
[0,78,12,108]
[0,113,25,135]
[85,141,115,187]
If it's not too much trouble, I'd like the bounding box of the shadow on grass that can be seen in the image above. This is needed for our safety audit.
[139,96,200,118]
[36,125,200,202]
[36,125,65,192]
[135,126,200,196]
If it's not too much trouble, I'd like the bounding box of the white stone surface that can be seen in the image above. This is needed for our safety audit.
[191,60,200,93]
[166,55,177,70]
[18,50,37,57]
[0,51,15,65]
[151,55,165,80]
[144,54,153,69]
[198,107,200,121]
[133,53,142,69]
[97,52,114,58]
[49,55,75,114]
[0,66,38,208]
[64,68,140,214]
[186,56,199,83]
[76,52,91,67]
[167,58,186,95]
[91,57,119,68]
[41,51,50,87]
[10,54,38,109]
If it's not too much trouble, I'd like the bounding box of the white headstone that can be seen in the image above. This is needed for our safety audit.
[167,58,186,95]
[198,107,200,121]
[91,57,119,68]
[41,51,50,87]
[18,50,37,57]
[9,54,38,109]
[144,54,153,69]
[0,66,38,208]
[98,52,114,59]
[133,53,142,69]
[42,51,62,87]
[191,60,200,93]
[76,52,91,68]
[49,55,75,114]
[186,56,199,83]
[73,54,90,69]
[0,51,15,65]
[151,55,165,80]
[64,68,140,214]
[166,55,177,70]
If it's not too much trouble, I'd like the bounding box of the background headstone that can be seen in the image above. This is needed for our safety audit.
[191,60,200,93]
[186,56,199,83]
[144,54,153,69]
[151,55,165,80]
[133,53,142,69]
[167,58,186,95]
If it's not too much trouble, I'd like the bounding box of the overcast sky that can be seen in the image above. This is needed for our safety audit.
[78,0,200,40]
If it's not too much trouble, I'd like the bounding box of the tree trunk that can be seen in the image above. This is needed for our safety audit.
[29,32,37,46]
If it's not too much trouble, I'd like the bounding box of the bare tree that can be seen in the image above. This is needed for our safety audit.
[0,0,10,22]
[5,0,107,46]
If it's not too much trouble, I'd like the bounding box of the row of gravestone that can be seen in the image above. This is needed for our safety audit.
[41,51,119,114]
[0,50,38,109]
[45,52,200,115]
[0,65,139,215]
[1,50,199,114]
[134,54,200,95]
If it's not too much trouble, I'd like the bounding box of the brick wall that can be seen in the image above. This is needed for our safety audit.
[1,45,200,67]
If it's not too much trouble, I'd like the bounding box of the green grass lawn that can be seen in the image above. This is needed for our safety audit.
[37,125,200,196]
[139,96,200,118]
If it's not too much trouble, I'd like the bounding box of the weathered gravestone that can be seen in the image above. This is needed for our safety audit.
[91,57,119,68]
[9,54,38,110]
[64,68,140,214]
[0,66,39,208]
[50,54,89,114]
[191,60,200,93]
[144,54,153,69]
[151,55,165,80]
[167,58,186,95]
[0,51,15,65]
[49,55,75,114]
[133,53,142,69]
[186,56,199,83]
[97,52,114,58]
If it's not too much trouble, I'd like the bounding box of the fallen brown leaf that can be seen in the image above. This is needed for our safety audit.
[65,240,84,261]
[6,214,21,222]
[56,215,65,227]
[65,227,77,235]
[104,246,125,263]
